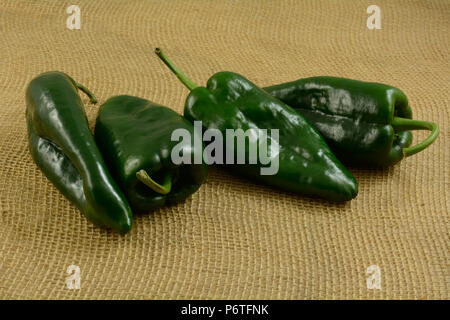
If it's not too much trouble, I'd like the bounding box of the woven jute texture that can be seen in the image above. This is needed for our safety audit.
[0,0,448,299]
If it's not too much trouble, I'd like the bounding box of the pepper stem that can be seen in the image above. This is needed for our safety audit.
[136,169,172,195]
[391,117,439,157]
[75,82,98,104]
[154,48,199,91]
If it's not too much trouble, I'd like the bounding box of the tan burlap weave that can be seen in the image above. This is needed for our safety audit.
[0,0,448,299]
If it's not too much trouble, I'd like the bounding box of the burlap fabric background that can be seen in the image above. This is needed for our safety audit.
[0,0,448,299]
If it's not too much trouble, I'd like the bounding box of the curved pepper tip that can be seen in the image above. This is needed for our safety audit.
[113,217,133,235]
[336,176,358,202]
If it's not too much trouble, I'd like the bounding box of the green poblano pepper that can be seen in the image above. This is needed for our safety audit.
[264,77,439,166]
[94,95,208,213]
[155,48,358,202]
[26,71,133,234]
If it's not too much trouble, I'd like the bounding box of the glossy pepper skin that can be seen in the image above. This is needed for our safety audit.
[94,95,208,213]
[264,77,439,166]
[26,71,133,234]
[155,49,358,202]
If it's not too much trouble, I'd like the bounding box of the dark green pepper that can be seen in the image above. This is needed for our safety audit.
[264,77,439,166]
[94,95,208,213]
[155,49,358,202]
[26,71,133,234]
